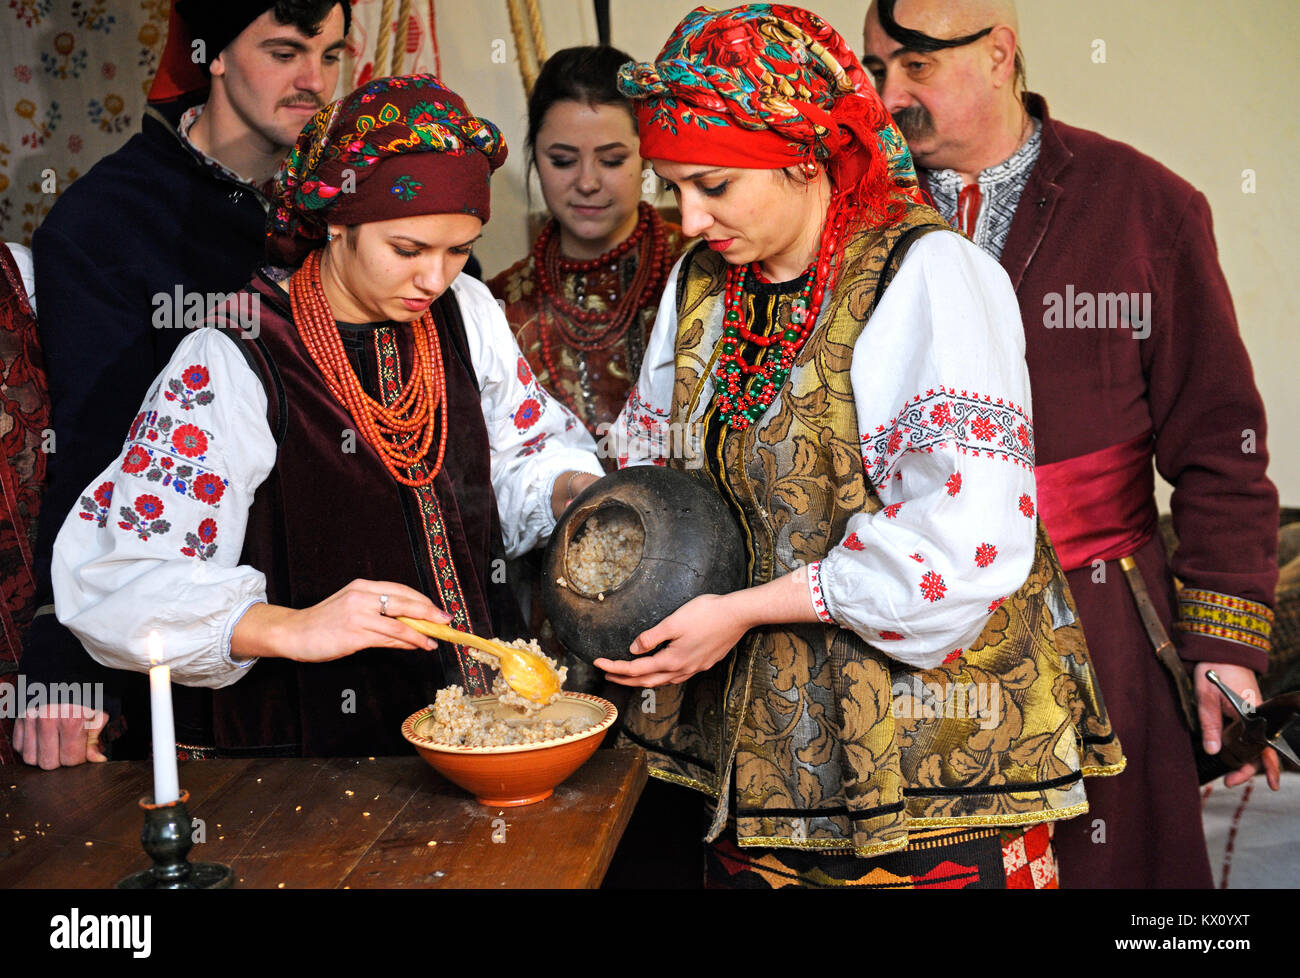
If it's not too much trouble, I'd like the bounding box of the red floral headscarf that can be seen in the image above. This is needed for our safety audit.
[267,75,508,266]
[618,4,924,224]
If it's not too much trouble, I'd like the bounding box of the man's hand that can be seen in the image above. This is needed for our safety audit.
[12,705,108,769]
[1194,661,1280,790]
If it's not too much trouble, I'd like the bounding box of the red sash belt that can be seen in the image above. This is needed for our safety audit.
[1035,431,1157,573]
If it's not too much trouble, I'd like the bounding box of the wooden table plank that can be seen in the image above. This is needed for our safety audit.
[1,761,249,889]
[224,758,429,889]
[342,749,648,888]
[1,748,647,889]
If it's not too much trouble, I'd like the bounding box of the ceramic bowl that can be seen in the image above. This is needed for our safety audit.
[401,693,617,807]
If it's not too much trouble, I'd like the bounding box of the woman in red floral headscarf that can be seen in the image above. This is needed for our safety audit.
[50,76,602,758]
[596,5,1123,888]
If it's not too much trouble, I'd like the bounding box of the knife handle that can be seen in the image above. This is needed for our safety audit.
[1196,718,1267,784]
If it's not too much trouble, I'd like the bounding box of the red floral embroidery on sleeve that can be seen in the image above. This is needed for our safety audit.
[180,517,219,561]
[944,472,961,496]
[516,355,533,386]
[919,571,947,602]
[513,397,542,432]
[192,473,225,505]
[78,481,114,527]
[877,630,904,640]
[122,444,151,474]
[117,494,171,541]
[1018,493,1035,517]
[909,553,924,563]
[842,532,865,551]
[975,542,998,567]
[171,424,208,458]
[517,432,549,457]
[164,364,215,410]
[860,388,1033,486]
[943,648,963,664]
[807,560,834,624]
[988,596,1006,613]
[882,502,903,519]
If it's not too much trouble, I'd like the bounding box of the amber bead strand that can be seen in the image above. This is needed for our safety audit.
[289,249,448,487]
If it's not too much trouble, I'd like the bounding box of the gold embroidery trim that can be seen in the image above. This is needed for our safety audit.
[738,833,910,858]
[1177,588,1273,651]
[906,800,1090,829]
[1082,758,1127,777]
[648,766,718,798]
[732,804,1087,855]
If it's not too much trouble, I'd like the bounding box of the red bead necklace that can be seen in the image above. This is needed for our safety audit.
[533,202,670,346]
[533,201,672,418]
[290,248,448,487]
[712,203,849,431]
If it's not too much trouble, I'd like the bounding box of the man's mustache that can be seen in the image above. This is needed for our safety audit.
[892,104,934,140]
[279,97,324,109]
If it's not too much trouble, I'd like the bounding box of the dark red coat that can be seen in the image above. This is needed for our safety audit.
[922,95,1279,888]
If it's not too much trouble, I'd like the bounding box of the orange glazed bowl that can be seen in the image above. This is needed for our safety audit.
[401,693,617,807]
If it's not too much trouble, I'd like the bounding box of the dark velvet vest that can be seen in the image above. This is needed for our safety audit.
[173,270,521,757]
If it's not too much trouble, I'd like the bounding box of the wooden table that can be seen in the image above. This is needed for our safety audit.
[0,748,647,889]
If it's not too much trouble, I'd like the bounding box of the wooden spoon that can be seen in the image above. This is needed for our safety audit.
[396,617,561,705]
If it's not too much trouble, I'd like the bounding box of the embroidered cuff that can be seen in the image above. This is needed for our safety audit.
[1175,588,1273,653]
[807,560,835,624]
[222,597,264,670]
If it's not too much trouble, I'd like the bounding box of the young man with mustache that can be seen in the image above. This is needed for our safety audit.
[10,1,350,769]
[863,0,1280,888]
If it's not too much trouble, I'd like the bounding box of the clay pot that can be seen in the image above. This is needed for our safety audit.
[542,465,746,664]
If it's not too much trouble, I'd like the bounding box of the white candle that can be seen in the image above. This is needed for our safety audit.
[147,630,180,805]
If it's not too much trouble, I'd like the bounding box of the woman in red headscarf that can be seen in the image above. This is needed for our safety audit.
[50,76,602,758]
[595,5,1123,888]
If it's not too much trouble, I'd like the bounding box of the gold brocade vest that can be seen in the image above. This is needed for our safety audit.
[619,204,1125,857]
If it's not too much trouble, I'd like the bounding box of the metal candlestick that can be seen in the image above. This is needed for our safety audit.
[117,789,232,889]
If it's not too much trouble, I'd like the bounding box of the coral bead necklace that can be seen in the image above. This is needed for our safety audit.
[290,248,448,487]
[712,202,849,431]
[533,201,670,350]
[533,201,672,419]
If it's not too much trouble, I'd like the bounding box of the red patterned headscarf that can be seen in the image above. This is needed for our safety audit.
[618,4,924,224]
[267,75,508,266]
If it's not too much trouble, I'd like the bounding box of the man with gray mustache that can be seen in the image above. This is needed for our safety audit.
[863,0,1279,888]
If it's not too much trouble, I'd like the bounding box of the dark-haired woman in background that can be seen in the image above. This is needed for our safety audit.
[488,46,686,448]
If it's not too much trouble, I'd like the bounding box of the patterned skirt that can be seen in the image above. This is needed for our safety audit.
[704,823,1059,889]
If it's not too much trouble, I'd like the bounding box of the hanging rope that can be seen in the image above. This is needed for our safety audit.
[506,0,547,96]
[525,0,547,64]
[389,0,412,75]
[374,0,396,80]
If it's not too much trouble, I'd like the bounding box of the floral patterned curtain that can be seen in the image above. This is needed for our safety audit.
[0,0,441,246]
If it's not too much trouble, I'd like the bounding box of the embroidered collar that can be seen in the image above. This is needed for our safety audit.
[926,117,1042,200]
[924,117,1042,259]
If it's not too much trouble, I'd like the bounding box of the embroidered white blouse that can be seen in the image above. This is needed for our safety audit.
[51,274,604,688]
[608,230,1038,670]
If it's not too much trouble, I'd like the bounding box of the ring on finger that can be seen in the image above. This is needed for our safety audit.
[379,594,390,617]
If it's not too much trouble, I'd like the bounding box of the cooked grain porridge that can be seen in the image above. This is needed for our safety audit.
[566,509,644,596]
[425,687,595,747]
[424,639,596,747]
[490,638,566,714]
